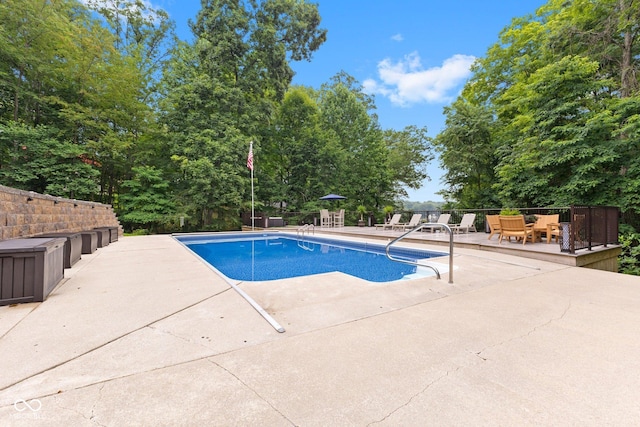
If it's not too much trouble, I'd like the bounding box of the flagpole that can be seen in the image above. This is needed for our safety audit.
[249,141,255,231]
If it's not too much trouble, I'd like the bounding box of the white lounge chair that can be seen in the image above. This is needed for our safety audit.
[392,213,423,231]
[375,213,401,230]
[450,213,477,234]
[423,213,451,233]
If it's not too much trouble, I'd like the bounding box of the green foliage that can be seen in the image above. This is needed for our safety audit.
[261,86,326,209]
[434,99,498,208]
[0,122,99,198]
[495,55,618,207]
[316,73,394,210]
[129,229,151,236]
[0,0,435,232]
[499,208,521,216]
[0,0,173,207]
[119,166,176,232]
[159,0,327,229]
[618,231,640,275]
[439,0,640,212]
[384,125,433,197]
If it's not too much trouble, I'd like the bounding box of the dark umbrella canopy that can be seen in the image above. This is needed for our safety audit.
[319,194,347,200]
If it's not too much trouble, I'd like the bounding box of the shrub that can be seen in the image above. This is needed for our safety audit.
[499,208,521,216]
[618,231,640,275]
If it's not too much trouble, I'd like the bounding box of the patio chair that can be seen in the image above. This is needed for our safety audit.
[450,213,477,234]
[486,214,501,240]
[532,214,560,243]
[423,213,451,233]
[498,215,535,245]
[333,209,344,227]
[374,213,401,230]
[392,213,423,231]
[320,209,332,228]
[546,222,561,243]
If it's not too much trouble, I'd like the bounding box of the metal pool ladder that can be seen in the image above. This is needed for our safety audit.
[385,223,454,284]
[296,224,315,251]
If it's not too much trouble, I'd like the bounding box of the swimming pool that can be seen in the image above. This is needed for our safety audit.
[175,233,446,283]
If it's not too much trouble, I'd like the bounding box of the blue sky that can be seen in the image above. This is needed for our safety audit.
[121,0,548,201]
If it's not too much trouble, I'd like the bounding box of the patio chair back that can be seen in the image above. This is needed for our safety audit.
[407,213,422,227]
[486,214,501,240]
[451,213,477,233]
[320,209,331,228]
[333,209,344,227]
[459,213,476,228]
[436,213,451,224]
[498,215,534,245]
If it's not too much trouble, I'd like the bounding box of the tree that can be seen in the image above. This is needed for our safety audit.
[0,0,164,205]
[261,86,327,210]
[440,0,640,211]
[0,122,99,199]
[159,0,326,229]
[81,0,176,204]
[120,166,176,232]
[317,74,392,210]
[495,55,618,206]
[434,100,498,208]
[384,125,432,199]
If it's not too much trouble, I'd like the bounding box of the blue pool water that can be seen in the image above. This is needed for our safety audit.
[176,233,445,283]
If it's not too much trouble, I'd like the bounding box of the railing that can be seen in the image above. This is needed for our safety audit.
[296,224,314,251]
[247,205,619,254]
[411,207,572,235]
[560,206,619,253]
[385,223,454,284]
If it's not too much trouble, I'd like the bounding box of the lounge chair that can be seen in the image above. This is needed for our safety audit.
[375,213,401,230]
[320,209,332,228]
[486,214,501,240]
[498,215,535,245]
[392,213,423,231]
[423,213,451,233]
[450,213,477,234]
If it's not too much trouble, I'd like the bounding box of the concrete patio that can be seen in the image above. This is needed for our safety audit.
[1,232,639,425]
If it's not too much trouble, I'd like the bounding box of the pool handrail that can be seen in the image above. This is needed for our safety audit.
[297,224,314,238]
[385,223,454,284]
[296,224,315,251]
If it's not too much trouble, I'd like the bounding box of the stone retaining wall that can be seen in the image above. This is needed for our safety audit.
[0,185,121,240]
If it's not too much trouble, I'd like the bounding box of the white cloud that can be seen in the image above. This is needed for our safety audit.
[364,52,476,106]
[391,33,404,42]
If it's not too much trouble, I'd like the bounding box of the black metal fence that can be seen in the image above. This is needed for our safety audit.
[410,206,619,253]
[558,206,619,253]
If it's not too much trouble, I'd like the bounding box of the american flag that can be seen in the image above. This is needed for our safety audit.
[247,143,254,170]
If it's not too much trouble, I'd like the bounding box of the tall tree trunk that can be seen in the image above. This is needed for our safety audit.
[620,0,638,97]
[621,30,636,97]
[13,69,21,121]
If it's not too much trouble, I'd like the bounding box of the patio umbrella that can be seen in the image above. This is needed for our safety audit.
[319,194,347,208]
[319,194,346,201]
